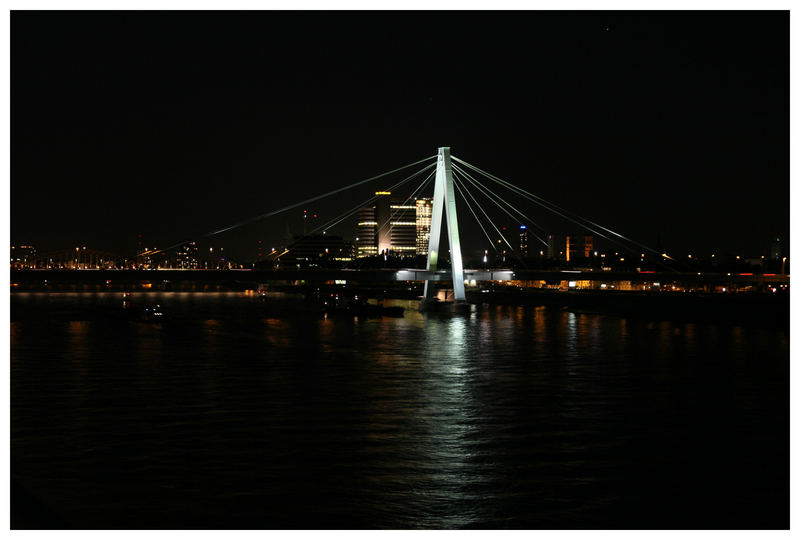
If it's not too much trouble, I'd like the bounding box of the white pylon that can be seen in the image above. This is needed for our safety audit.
[423,147,466,302]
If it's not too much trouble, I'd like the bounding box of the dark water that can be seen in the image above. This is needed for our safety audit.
[11,292,789,529]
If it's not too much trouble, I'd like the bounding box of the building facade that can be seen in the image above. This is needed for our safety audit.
[565,234,594,262]
[176,241,199,269]
[416,198,433,255]
[278,234,353,267]
[355,206,378,258]
[519,226,528,257]
[354,191,420,258]
[389,199,417,256]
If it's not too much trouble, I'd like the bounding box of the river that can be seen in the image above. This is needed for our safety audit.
[10,292,789,528]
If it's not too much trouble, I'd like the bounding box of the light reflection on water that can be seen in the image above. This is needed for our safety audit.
[10,292,789,529]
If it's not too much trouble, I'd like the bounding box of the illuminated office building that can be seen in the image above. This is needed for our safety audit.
[389,198,417,256]
[416,198,433,255]
[176,241,199,269]
[355,206,378,258]
[565,234,594,262]
[354,191,417,258]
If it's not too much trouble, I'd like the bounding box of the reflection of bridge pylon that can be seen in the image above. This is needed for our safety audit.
[423,147,466,303]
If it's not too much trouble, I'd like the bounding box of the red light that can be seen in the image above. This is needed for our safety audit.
[639,270,655,273]
[738,273,753,276]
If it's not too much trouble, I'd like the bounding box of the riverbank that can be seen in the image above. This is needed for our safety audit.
[10,287,788,327]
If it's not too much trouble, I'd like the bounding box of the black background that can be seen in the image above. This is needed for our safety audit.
[11,11,789,261]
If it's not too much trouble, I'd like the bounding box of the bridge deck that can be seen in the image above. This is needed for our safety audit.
[10,268,790,285]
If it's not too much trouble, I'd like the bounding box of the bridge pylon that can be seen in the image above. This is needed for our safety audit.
[423,147,467,303]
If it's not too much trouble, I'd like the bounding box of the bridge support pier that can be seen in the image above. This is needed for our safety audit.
[422,147,467,304]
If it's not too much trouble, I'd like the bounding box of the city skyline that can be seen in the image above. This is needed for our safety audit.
[11,11,788,260]
[10,10,790,532]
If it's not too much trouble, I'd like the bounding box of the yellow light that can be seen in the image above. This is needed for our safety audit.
[374,191,391,195]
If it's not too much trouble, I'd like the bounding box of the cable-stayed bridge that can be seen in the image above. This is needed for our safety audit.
[132,147,780,305]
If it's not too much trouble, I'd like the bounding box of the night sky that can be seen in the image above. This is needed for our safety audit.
[11,11,788,262]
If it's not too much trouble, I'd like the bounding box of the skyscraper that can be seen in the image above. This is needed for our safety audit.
[176,241,199,269]
[355,206,378,258]
[565,234,594,262]
[416,198,432,256]
[354,191,417,258]
[389,198,417,256]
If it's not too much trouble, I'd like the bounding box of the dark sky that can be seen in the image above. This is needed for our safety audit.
[11,11,788,262]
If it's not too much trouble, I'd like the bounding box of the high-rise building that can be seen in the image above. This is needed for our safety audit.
[176,241,199,269]
[519,225,528,257]
[354,191,417,258]
[583,235,594,258]
[355,206,378,258]
[389,199,417,256]
[416,198,433,255]
[565,234,594,262]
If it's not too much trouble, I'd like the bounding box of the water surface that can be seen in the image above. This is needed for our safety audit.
[11,292,789,528]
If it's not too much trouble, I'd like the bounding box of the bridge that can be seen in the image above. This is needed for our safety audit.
[10,268,789,289]
[22,147,786,303]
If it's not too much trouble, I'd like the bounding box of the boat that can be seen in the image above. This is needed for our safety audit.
[121,293,164,322]
[140,304,165,322]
